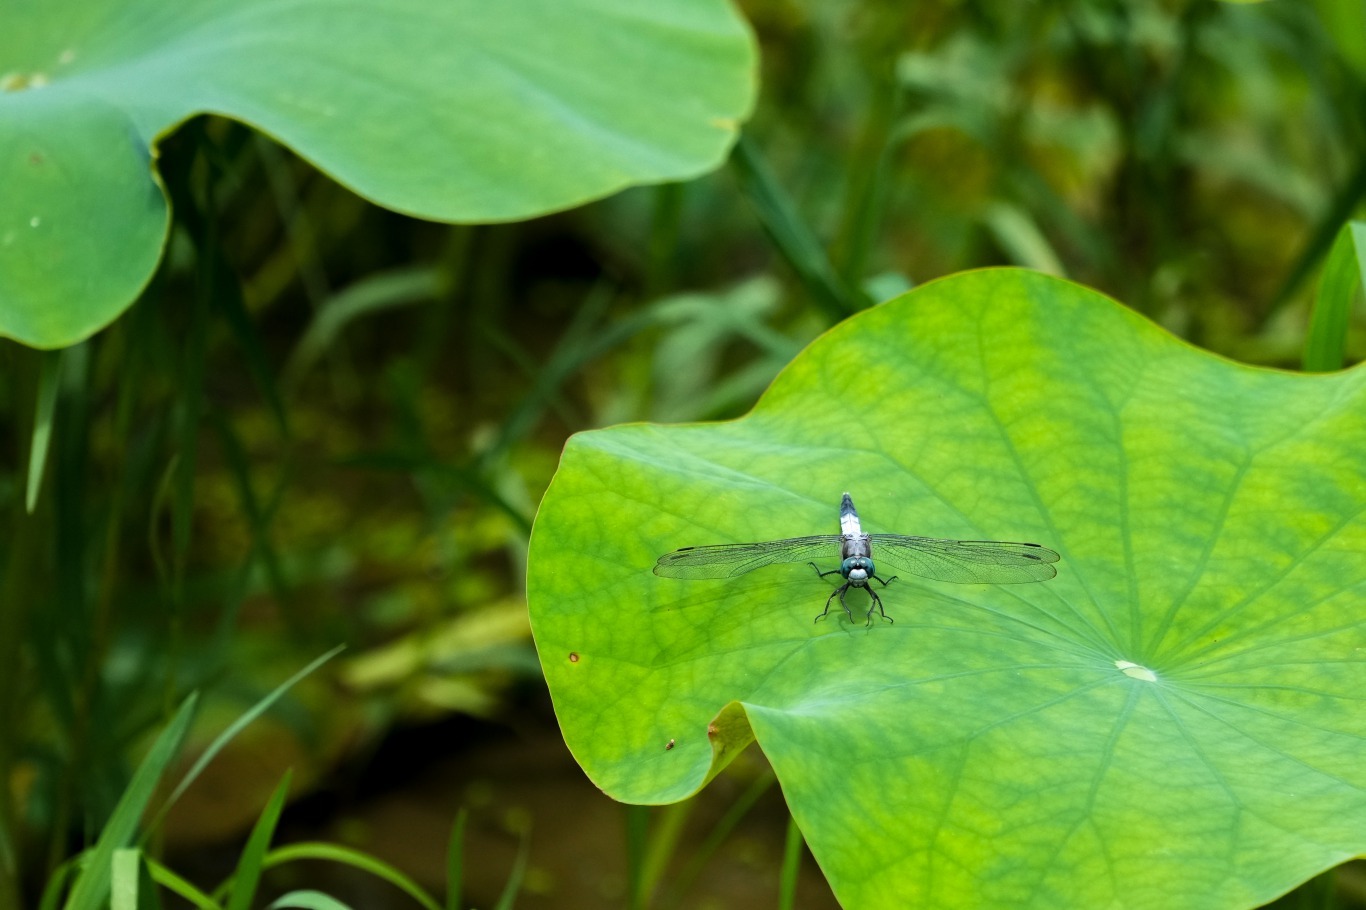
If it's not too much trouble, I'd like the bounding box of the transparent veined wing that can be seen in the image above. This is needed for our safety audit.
[868,535,1060,584]
[653,535,843,579]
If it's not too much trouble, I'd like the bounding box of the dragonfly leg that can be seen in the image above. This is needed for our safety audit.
[815,584,841,623]
[873,574,898,587]
[864,586,892,626]
[814,582,854,623]
[807,561,841,580]
[836,583,856,621]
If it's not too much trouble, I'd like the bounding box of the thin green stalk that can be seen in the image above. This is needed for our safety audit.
[661,769,776,909]
[831,83,898,288]
[46,318,147,896]
[490,829,529,910]
[256,136,332,311]
[0,345,41,910]
[285,267,443,392]
[255,136,361,403]
[209,410,293,630]
[1266,150,1366,326]
[147,646,344,833]
[646,182,685,300]
[0,825,13,910]
[224,772,292,910]
[476,281,660,469]
[445,808,468,910]
[256,843,442,910]
[414,225,473,382]
[729,135,866,323]
[830,6,909,287]
[638,801,694,906]
[155,126,220,715]
[62,694,199,910]
[25,350,63,514]
[777,815,803,910]
[45,343,94,881]
[1303,221,1366,372]
[624,805,650,910]
[333,451,532,537]
[211,452,295,654]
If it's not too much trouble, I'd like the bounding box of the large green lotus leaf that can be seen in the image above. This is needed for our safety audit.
[527,269,1366,909]
[0,0,754,348]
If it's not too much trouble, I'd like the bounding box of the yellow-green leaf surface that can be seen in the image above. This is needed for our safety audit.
[0,0,755,348]
[527,269,1366,909]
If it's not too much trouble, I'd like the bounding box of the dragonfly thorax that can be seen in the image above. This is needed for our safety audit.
[841,556,875,586]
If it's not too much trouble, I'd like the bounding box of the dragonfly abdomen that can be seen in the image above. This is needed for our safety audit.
[839,492,862,538]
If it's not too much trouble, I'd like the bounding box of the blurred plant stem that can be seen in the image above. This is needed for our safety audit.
[730,134,868,322]
[829,5,909,287]
[0,344,40,908]
[624,804,649,910]
[646,182,685,301]
[778,814,804,910]
[1268,154,1366,325]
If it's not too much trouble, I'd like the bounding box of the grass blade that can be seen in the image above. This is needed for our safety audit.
[38,858,77,910]
[639,802,692,905]
[1303,220,1366,372]
[224,771,292,910]
[144,856,222,910]
[261,843,441,910]
[171,285,210,600]
[491,829,530,910]
[110,849,139,910]
[284,267,442,391]
[62,694,198,910]
[213,264,290,436]
[983,202,1067,277]
[209,410,291,613]
[147,646,343,834]
[662,769,775,909]
[111,848,161,910]
[624,805,649,910]
[729,135,866,322]
[445,808,468,910]
[778,815,804,910]
[25,350,63,514]
[1268,156,1366,323]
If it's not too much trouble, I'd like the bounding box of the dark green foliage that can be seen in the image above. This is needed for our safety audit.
[1,0,1364,908]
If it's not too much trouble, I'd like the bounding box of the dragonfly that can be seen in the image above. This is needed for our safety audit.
[653,493,1060,626]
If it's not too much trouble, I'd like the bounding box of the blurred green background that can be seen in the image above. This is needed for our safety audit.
[3,0,1365,907]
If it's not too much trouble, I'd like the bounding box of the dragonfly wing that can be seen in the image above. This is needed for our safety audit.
[653,535,842,579]
[869,535,1060,584]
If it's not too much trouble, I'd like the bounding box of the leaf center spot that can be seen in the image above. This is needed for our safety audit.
[1115,660,1158,682]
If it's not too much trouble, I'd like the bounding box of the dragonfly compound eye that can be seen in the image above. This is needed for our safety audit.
[841,557,874,582]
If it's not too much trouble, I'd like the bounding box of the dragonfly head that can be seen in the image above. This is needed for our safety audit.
[841,556,874,585]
